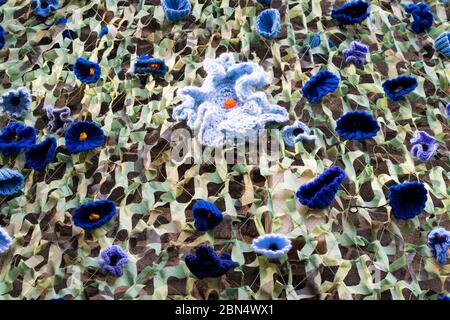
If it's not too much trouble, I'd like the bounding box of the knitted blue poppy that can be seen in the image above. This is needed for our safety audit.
[72,200,117,230]
[133,56,168,77]
[257,0,271,5]
[342,41,369,68]
[0,121,36,156]
[25,137,57,171]
[0,87,32,118]
[0,227,12,253]
[0,26,5,50]
[192,199,224,231]
[45,105,73,135]
[382,75,418,101]
[388,182,427,220]
[335,110,380,141]
[435,32,450,58]
[282,121,315,147]
[162,0,191,23]
[405,3,434,34]
[302,70,340,104]
[252,234,292,259]
[0,168,24,196]
[32,0,59,18]
[410,131,438,162]
[427,227,450,265]
[65,121,104,154]
[98,245,128,277]
[331,0,370,25]
[296,166,346,209]
[73,58,101,84]
[99,25,108,38]
[256,9,281,39]
[185,245,238,279]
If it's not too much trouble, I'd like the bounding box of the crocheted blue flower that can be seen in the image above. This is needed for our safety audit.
[0,87,32,118]
[133,56,168,77]
[0,26,5,50]
[65,121,104,154]
[72,200,117,230]
[309,33,321,48]
[388,182,427,220]
[0,121,36,156]
[335,110,380,141]
[257,0,271,5]
[427,227,450,265]
[435,32,450,58]
[185,245,238,279]
[32,0,59,18]
[282,121,315,147]
[98,245,128,277]
[252,234,292,259]
[162,0,191,23]
[173,53,289,147]
[73,58,101,84]
[382,75,418,101]
[410,131,438,162]
[302,70,340,104]
[0,227,12,253]
[25,137,57,171]
[0,168,24,196]
[256,9,281,39]
[342,41,369,68]
[45,105,73,135]
[296,166,346,209]
[331,0,370,25]
[405,3,434,34]
[192,199,224,231]
[99,25,108,38]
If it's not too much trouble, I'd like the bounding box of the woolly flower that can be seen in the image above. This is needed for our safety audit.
[0,121,36,156]
[0,227,12,253]
[65,121,104,154]
[44,105,73,135]
[72,200,117,230]
[0,26,5,50]
[296,166,346,209]
[172,53,289,147]
[132,56,168,77]
[282,121,315,147]
[0,87,32,118]
[382,75,418,101]
[256,9,281,40]
[98,245,128,277]
[405,3,434,34]
[252,234,292,259]
[185,245,238,279]
[331,0,370,25]
[342,41,369,68]
[73,58,101,84]
[435,32,450,58]
[388,182,427,220]
[427,227,450,265]
[32,0,59,18]
[162,0,191,23]
[410,131,438,162]
[192,199,223,232]
[335,110,380,141]
[25,137,57,171]
[302,70,340,104]
[0,168,24,196]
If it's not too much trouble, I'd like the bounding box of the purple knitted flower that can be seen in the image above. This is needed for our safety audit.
[410,131,439,162]
[342,41,369,68]
[98,245,128,277]
[428,228,450,265]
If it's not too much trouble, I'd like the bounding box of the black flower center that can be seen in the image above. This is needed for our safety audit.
[421,144,429,151]
[109,253,118,266]
[268,243,279,251]
[197,209,213,219]
[10,96,21,106]
[293,128,304,136]
[41,1,49,9]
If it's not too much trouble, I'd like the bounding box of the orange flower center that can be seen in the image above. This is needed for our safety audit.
[207,212,212,219]
[147,63,160,69]
[88,213,100,221]
[89,67,95,76]
[79,132,88,141]
[224,99,237,109]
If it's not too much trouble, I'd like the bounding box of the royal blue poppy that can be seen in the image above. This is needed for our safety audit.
[73,58,101,84]
[0,226,12,253]
[162,0,191,22]
[331,0,370,25]
[343,41,369,68]
[302,70,340,104]
[192,199,224,231]
[282,121,315,147]
[335,110,380,141]
[0,168,24,196]
[65,121,104,154]
[32,0,59,18]
[388,181,427,220]
[0,87,32,118]
[427,227,450,265]
[45,105,73,135]
[256,8,281,39]
[25,137,57,171]
[0,121,36,156]
[0,26,5,50]
[405,3,434,34]
[410,131,439,162]
[382,75,418,101]
[435,31,450,58]
[252,234,292,259]
[72,200,117,230]
[133,56,168,77]
[98,245,128,277]
[185,245,238,279]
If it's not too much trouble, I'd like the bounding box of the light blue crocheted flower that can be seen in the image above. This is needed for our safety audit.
[435,32,450,58]
[0,226,12,253]
[0,168,24,196]
[0,87,32,118]
[282,121,315,147]
[172,53,289,147]
[252,234,292,259]
[256,9,281,39]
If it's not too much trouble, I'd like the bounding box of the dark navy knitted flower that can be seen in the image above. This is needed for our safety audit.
[257,0,271,5]
[133,56,168,77]
[252,234,292,259]
[382,75,418,101]
[98,245,128,277]
[410,131,438,162]
[45,105,73,134]
[335,110,380,141]
[388,182,427,220]
[302,70,340,104]
[25,137,57,171]
[72,200,117,230]
[331,0,370,25]
[342,41,369,68]
[0,87,32,118]
[0,168,24,196]
[296,166,346,209]
[32,0,59,18]
[435,32,450,58]
[192,199,224,231]
[0,121,36,156]
[65,121,104,154]
[162,0,191,22]
[73,58,101,84]
[0,227,12,253]
[256,9,281,39]
[185,245,238,279]
[405,3,434,34]
[0,26,5,50]
[427,227,450,265]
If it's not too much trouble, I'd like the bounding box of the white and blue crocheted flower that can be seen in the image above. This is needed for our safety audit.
[172,53,289,147]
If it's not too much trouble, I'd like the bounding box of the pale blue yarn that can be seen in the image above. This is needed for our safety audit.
[0,227,12,253]
[173,53,289,147]
[0,168,24,196]
[282,121,315,146]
